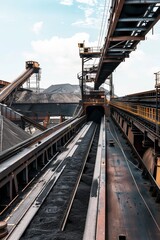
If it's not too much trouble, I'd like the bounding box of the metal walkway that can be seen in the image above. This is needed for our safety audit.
[95,0,160,89]
[79,0,160,90]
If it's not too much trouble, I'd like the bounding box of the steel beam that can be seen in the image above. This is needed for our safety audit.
[125,0,160,4]
[110,36,145,41]
[115,27,146,31]
[108,48,135,51]
[105,52,129,57]
[102,59,123,63]
[119,17,155,22]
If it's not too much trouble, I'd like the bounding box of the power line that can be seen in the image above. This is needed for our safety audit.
[97,0,111,48]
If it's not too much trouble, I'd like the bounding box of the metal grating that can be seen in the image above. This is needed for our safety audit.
[95,0,160,89]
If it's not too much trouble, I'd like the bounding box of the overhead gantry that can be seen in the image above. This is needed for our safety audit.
[0,61,46,131]
[78,0,160,94]
[95,0,160,89]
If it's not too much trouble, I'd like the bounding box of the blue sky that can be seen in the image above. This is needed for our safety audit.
[0,0,160,96]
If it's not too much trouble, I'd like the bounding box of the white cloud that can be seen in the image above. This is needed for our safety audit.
[59,0,97,6]
[59,0,73,5]
[58,0,102,29]
[72,5,100,28]
[76,0,97,6]
[146,32,160,40]
[32,21,43,35]
[23,33,97,88]
[85,8,94,17]
[72,17,98,27]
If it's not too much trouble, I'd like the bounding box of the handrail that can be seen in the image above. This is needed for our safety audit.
[0,115,86,161]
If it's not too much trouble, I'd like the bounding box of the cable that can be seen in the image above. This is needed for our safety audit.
[97,0,111,48]
[93,0,111,67]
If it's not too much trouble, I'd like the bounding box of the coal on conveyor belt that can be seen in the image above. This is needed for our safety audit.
[21,122,99,240]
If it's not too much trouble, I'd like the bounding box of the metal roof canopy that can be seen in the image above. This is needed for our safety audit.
[95,0,160,89]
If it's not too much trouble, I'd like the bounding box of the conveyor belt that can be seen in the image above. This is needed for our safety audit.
[0,61,40,103]
[0,69,33,102]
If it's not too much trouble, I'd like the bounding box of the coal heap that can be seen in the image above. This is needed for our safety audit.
[16,84,81,103]
[0,115,30,152]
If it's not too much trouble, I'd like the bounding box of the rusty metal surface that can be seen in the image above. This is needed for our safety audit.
[95,0,160,89]
[0,61,40,104]
[0,80,10,88]
[0,69,33,103]
[96,170,105,240]
[106,119,160,240]
[83,117,106,240]
[95,117,106,240]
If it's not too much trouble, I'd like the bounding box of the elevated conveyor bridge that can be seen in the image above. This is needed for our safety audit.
[78,0,160,91]
[0,61,40,105]
[0,61,46,131]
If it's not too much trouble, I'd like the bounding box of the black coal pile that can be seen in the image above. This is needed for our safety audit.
[15,84,81,103]
[0,115,30,152]
[43,84,80,95]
